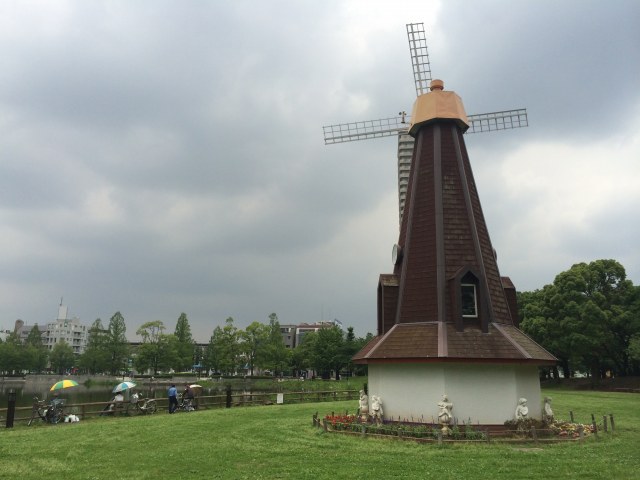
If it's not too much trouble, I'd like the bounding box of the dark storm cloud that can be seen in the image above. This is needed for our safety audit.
[0,0,637,340]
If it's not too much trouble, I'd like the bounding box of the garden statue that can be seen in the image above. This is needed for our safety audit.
[542,396,554,424]
[370,395,383,425]
[437,394,453,435]
[515,397,529,420]
[358,390,369,420]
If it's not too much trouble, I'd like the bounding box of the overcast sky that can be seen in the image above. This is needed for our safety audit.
[1,0,638,342]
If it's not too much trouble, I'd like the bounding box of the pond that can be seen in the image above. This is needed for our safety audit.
[0,377,225,409]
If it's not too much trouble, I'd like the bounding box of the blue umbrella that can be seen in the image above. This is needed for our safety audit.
[112,381,136,393]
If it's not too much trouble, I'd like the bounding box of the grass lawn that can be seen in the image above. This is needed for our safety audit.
[1,388,638,480]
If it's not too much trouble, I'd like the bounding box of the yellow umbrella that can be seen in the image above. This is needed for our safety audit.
[50,379,79,391]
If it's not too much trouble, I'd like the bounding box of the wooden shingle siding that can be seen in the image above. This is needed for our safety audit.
[354,107,556,366]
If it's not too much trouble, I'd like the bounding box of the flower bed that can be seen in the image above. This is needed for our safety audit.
[318,414,596,443]
[549,420,595,438]
[321,414,486,441]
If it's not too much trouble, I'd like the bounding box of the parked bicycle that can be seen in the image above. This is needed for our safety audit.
[126,393,158,415]
[27,396,65,426]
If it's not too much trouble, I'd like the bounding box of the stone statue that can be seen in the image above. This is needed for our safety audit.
[358,390,369,419]
[542,396,554,424]
[515,397,529,420]
[370,395,383,425]
[438,394,453,435]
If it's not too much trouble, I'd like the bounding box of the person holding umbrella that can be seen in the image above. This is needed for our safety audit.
[102,381,135,415]
[167,384,178,413]
[182,384,195,410]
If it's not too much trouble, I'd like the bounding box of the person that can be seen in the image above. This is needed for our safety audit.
[109,392,124,411]
[168,384,178,413]
[182,384,195,410]
[47,393,63,421]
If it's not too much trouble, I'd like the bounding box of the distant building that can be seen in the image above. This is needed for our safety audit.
[295,321,341,347]
[279,324,296,349]
[15,321,45,344]
[279,320,342,349]
[45,303,88,355]
[0,327,11,342]
[14,303,89,356]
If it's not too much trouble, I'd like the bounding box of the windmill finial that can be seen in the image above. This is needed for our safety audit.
[430,79,444,91]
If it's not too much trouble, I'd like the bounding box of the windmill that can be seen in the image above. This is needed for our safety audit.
[324,23,557,426]
[323,23,528,222]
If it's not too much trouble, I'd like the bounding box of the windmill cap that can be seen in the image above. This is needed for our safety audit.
[430,79,444,91]
[409,79,469,135]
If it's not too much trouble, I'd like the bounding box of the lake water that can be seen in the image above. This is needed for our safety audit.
[0,376,224,409]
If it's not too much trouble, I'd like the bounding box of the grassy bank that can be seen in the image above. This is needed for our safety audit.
[1,389,638,479]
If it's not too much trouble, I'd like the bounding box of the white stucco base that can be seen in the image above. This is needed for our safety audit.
[367,363,541,425]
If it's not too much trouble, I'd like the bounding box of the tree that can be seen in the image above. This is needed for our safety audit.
[0,340,22,376]
[264,313,289,376]
[203,333,220,375]
[0,332,27,375]
[25,324,44,347]
[206,317,240,375]
[135,321,178,374]
[309,326,345,380]
[341,327,358,376]
[25,324,48,373]
[240,321,269,375]
[49,340,75,375]
[351,332,374,376]
[79,318,111,374]
[106,312,129,375]
[520,259,638,379]
[629,334,640,362]
[290,333,316,377]
[174,313,195,372]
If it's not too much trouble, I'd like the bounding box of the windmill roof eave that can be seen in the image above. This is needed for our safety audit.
[352,322,557,364]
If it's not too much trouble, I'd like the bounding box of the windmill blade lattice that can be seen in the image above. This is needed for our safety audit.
[407,23,432,97]
[322,22,529,222]
[466,109,528,133]
[323,115,408,144]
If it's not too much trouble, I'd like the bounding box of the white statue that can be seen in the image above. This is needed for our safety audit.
[542,396,554,424]
[438,394,453,425]
[515,397,529,420]
[370,395,383,425]
[438,394,453,435]
[358,390,369,418]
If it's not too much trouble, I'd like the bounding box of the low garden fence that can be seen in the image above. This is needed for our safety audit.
[1,389,357,426]
[315,410,617,444]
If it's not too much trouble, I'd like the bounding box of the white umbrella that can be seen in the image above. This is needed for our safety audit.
[113,381,136,393]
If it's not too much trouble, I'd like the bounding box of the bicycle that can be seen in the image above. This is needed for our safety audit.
[27,396,64,426]
[176,393,196,412]
[126,393,158,415]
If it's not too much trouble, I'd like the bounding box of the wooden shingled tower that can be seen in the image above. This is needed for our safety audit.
[354,80,555,366]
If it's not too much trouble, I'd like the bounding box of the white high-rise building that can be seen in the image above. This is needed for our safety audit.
[397,133,414,223]
[45,303,88,355]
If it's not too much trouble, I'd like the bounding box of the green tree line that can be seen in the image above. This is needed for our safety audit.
[0,311,373,378]
[519,259,640,379]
